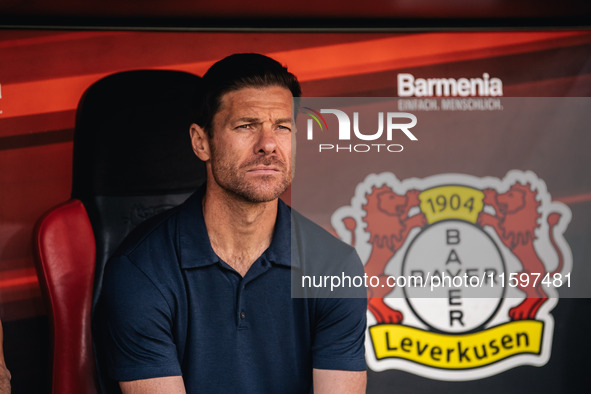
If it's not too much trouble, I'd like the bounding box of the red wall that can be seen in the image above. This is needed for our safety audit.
[1,28,591,393]
[1,29,590,322]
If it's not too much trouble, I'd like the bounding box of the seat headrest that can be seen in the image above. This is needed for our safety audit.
[72,70,205,199]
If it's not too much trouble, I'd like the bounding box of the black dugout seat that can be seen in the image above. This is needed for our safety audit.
[34,70,205,394]
[73,70,205,310]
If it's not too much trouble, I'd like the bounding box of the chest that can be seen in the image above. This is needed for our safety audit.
[178,264,315,392]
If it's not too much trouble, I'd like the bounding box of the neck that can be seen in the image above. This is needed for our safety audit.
[202,183,278,277]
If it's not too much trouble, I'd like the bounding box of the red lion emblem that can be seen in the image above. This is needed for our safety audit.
[477,182,564,320]
[344,185,427,323]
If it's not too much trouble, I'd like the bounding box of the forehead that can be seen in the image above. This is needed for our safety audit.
[216,86,293,120]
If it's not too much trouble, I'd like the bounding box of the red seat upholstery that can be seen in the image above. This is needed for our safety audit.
[33,199,98,394]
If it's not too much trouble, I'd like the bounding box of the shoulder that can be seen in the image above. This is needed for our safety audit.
[113,188,205,269]
[98,204,188,336]
[102,192,202,300]
[290,207,358,259]
[289,207,365,298]
[102,207,181,295]
[114,203,181,258]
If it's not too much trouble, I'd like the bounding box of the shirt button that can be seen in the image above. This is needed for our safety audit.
[240,311,246,319]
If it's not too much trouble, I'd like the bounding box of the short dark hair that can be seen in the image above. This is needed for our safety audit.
[195,53,301,135]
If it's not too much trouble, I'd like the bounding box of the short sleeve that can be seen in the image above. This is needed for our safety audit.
[312,296,368,371]
[97,255,182,381]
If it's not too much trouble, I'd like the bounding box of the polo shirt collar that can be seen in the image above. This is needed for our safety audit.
[178,186,292,269]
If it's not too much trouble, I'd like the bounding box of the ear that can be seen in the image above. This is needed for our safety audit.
[190,123,211,162]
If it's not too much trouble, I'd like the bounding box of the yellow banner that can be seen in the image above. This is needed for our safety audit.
[370,321,544,369]
[419,186,484,224]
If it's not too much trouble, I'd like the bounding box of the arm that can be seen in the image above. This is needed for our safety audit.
[120,376,186,394]
[313,369,366,394]
[98,256,183,387]
[312,290,367,393]
[0,321,10,394]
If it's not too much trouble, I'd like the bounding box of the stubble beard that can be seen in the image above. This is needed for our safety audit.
[210,146,291,203]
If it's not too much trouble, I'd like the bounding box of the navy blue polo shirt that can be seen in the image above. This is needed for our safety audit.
[98,187,367,393]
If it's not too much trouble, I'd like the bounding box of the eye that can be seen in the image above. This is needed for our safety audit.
[236,124,251,130]
[277,125,292,132]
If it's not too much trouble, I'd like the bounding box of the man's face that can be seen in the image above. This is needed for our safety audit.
[206,85,293,203]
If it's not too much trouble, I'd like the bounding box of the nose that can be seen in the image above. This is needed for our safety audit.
[255,124,277,155]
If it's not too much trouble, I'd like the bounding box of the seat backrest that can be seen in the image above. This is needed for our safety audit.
[71,70,205,311]
[34,69,205,394]
[34,199,98,394]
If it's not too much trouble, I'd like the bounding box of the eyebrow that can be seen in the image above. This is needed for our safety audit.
[275,118,293,125]
[233,117,293,125]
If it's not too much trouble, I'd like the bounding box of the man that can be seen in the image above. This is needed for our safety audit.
[98,53,367,393]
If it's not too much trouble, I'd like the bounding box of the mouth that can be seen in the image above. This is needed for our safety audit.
[247,165,281,175]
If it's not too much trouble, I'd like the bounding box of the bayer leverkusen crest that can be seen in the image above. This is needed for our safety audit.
[332,170,572,381]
